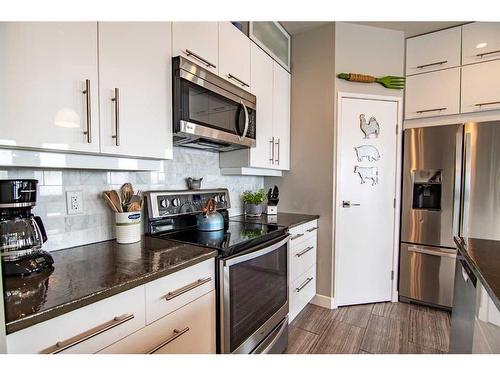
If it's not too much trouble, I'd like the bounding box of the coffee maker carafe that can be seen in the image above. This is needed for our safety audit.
[0,179,53,276]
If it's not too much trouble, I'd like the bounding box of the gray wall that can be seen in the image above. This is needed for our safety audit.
[1,147,263,251]
[266,22,404,300]
[266,23,336,297]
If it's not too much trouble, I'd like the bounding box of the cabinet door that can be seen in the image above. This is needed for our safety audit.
[405,68,460,119]
[461,60,500,113]
[272,62,291,170]
[172,22,218,74]
[98,22,173,159]
[218,22,251,90]
[463,22,500,65]
[0,22,100,153]
[249,43,274,169]
[406,27,461,75]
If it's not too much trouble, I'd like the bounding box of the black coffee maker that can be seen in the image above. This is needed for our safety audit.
[0,179,53,276]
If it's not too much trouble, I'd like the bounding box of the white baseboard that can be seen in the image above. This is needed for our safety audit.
[310,294,336,309]
[391,291,399,303]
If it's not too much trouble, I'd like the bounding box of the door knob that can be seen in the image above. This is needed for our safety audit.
[342,201,361,208]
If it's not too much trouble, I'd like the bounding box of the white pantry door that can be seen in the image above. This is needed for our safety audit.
[335,95,399,306]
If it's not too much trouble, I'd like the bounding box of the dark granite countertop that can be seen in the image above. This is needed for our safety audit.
[454,236,500,311]
[3,236,217,334]
[230,212,319,229]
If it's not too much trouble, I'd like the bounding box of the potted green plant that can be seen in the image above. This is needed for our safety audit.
[242,189,267,217]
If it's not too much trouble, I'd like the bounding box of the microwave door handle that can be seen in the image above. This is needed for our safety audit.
[238,99,249,141]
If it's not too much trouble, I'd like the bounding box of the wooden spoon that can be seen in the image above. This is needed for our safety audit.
[120,183,134,205]
[102,191,118,212]
[127,201,142,212]
[109,190,123,213]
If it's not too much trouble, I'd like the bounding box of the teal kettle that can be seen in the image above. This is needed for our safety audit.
[197,198,224,231]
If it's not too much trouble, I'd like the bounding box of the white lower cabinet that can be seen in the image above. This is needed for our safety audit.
[288,220,318,322]
[99,291,216,354]
[6,285,146,354]
[461,60,500,113]
[405,68,461,119]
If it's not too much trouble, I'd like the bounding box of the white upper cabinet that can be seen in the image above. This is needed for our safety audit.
[218,22,251,90]
[461,60,500,113]
[98,22,173,159]
[406,27,461,75]
[272,62,291,170]
[249,43,274,169]
[172,22,219,74]
[462,22,500,65]
[0,22,100,153]
[405,68,461,119]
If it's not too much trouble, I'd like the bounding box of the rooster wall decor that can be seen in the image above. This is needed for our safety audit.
[360,114,380,139]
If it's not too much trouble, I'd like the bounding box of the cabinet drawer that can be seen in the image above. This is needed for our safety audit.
[99,291,216,354]
[145,258,215,324]
[462,22,500,65]
[461,60,500,113]
[289,220,319,244]
[289,266,316,322]
[406,27,461,75]
[6,286,146,354]
[290,236,317,283]
[405,68,460,119]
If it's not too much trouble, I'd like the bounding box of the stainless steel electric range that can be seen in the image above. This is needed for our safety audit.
[144,189,290,354]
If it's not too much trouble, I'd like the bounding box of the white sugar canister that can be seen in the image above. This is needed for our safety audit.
[115,211,141,244]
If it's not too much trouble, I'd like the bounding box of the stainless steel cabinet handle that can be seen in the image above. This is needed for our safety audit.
[111,88,120,146]
[474,101,500,107]
[82,79,92,143]
[269,138,275,164]
[185,49,216,68]
[164,277,212,301]
[342,201,360,208]
[40,313,134,354]
[306,227,318,233]
[416,107,447,114]
[416,60,448,69]
[296,246,314,257]
[408,246,456,259]
[147,327,190,354]
[275,138,280,164]
[296,277,314,293]
[291,233,304,241]
[228,73,250,88]
[476,49,500,58]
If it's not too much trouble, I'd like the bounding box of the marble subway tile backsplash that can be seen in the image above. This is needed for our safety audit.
[1,147,263,251]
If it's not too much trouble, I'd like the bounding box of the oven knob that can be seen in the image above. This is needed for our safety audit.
[160,199,169,208]
[171,197,181,207]
[219,194,226,203]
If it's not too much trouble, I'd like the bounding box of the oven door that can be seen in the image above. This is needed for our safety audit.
[173,57,256,150]
[219,235,289,354]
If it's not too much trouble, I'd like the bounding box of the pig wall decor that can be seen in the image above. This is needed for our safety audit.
[354,145,380,162]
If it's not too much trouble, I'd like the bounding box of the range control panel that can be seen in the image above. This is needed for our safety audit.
[145,189,230,219]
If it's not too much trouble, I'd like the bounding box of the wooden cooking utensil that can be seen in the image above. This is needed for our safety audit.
[127,201,142,212]
[102,191,119,212]
[109,190,123,213]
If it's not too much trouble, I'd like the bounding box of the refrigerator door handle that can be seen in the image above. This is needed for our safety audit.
[461,131,473,238]
[452,127,464,238]
[408,245,457,259]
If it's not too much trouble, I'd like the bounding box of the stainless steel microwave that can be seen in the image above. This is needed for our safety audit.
[172,56,256,152]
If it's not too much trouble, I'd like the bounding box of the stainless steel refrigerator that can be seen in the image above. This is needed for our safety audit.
[399,121,500,309]
[0,259,6,353]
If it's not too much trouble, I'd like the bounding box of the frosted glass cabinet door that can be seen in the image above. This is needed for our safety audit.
[249,43,274,169]
[98,22,173,159]
[0,22,100,153]
[250,22,290,71]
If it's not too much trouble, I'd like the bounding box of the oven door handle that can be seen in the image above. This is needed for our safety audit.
[238,99,249,141]
[223,235,290,267]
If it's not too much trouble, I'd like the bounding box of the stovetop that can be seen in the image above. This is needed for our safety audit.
[154,220,288,257]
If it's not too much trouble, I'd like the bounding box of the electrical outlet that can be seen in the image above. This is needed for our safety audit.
[66,191,84,215]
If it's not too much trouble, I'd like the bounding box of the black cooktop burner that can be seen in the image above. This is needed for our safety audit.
[157,220,287,257]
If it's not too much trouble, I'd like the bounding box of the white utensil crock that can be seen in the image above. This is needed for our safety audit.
[115,211,141,244]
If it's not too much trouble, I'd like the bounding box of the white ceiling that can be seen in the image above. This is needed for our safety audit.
[281,21,466,37]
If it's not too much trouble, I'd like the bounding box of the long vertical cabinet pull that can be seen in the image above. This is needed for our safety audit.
[111,88,120,146]
[274,138,280,165]
[82,79,92,143]
[269,137,275,165]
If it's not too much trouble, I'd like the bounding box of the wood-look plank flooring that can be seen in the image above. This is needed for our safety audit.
[286,302,450,354]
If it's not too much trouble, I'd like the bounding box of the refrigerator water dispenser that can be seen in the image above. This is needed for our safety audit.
[412,170,442,210]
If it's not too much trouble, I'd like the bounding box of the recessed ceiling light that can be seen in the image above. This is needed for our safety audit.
[476,42,487,49]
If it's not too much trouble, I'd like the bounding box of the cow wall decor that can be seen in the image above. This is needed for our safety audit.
[354,165,379,186]
[354,145,380,162]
